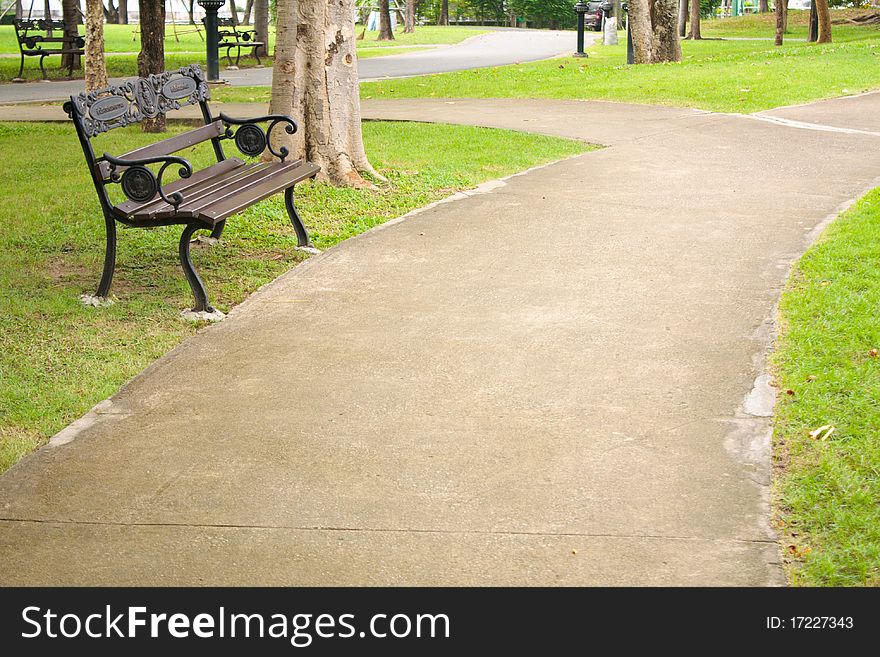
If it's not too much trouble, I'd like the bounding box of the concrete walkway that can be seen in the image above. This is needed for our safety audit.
[0,29,578,104]
[2,93,880,585]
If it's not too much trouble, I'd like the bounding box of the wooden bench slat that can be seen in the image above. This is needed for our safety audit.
[97,120,226,180]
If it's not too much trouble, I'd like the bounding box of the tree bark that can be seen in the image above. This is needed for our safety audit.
[119,0,128,24]
[84,0,107,91]
[60,0,81,71]
[688,0,701,39]
[243,0,254,24]
[439,0,448,25]
[378,0,394,40]
[137,0,166,132]
[677,0,688,37]
[775,0,785,45]
[651,0,681,62]
[759,0,769,12]
[269,0,382,187]
[629,0,653,64]
[254,0,269,57]
[816,0,831,43]
[404,0,416,33]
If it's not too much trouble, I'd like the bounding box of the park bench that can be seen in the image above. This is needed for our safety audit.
[64,63,319,315]
[202,17,266,67]
[14,18,85,80]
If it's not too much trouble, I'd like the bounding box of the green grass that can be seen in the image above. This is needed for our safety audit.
[0,120,590,474]
[0,24,484,81]
[357,21,880,113]
[772,189,880,586]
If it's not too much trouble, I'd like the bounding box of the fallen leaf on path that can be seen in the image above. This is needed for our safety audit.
[786,389,795,396]
[869,348,878,358]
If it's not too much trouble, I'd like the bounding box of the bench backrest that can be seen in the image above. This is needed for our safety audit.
[15,18,66,37]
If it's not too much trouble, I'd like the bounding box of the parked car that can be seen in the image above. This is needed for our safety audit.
[584,1,605,31]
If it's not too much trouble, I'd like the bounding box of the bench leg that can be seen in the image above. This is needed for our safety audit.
[284,187,312,248]
[93,214,117,299]
[39,54,48,80]
[253,46,262,66]
[17,54,25,79]
[234,45,242,68]
[179,223,215,313]
[210,220,226,240]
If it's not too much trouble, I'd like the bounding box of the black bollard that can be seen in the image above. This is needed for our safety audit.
[198,0,225,83]
[574,1,589,58]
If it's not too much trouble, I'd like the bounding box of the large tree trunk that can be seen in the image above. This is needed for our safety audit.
[816,0,831,43]
[629,0,653,64]
[254,0,269,57]
[404,0,416,33]
[378,0,394,40]
[118,0,128,24]
[137,0,166,132]
[651,0,681,63]
[439,0,448,25]
[688,0,701,39]
[775,0,785,45]
[243,0,254,24]
[84,0,107,91]
[105,0,119,23]
[759,0,769,12]
[60,0,81,72]
[269,0,381,187]
[677,0,688,37]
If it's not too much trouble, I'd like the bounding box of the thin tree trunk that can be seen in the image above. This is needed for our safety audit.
[243,0,254,24]
[629,0,653,63]
[439,0,448,26]
[783,0,788,32]
[187,0,195,24]
[759,0,769,12]
[137,0,166,132]
[677,0,688,37]
[269,0,382,186]
[60,0,81,71]
[84,0,107,91]
[229,0,239,25]
[688,0,701,39]
[378,0,393,40]
[816,0,831,43]
[254,0,268,57]
[651,0,681,62]
[118,0,128,24]
[775,0,784,45]
[404,0,415,33]
[15,0,22,19]
[43,0,50,21]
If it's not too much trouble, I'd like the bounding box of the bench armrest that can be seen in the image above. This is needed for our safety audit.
[102,152,194,209]
[219,112,298,162]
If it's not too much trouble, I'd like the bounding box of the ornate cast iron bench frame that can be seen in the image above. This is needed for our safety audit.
[14,19,85,80]
[64,64,319,314]
[202,17,266,67]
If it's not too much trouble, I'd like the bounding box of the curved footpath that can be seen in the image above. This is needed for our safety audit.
[1,93,879,585]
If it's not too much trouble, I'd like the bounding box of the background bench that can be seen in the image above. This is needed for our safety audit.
[64,64,319,316]
[14,19,84,80]
[203,17,266,67]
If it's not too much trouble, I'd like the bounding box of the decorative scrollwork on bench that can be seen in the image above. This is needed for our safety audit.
[219,113,299,162]
[103,153,194,209]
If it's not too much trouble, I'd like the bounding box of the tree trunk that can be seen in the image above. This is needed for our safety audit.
[229,0,239,25]
[775,0,784,45]
[243,0,254,24]
[377,0,394,40]
[43,0,50,21]
[651,0,681,62]
[404,0,415,33]
[439,0,448,26]
[254,0,269,57]
[15,0,22,19]
[105,0,119,23]
[118,0,128,24]
[688,0,701,39]
[84,0,107,91]
[759,0,769,12]
[187,0,195,24]
[677,0,688,37]
[629,0,653,64]
[137,0,166,132]
[816,0,831,43]
[269,0,381,187]
[60,0,81,71]
[783,0,788,32]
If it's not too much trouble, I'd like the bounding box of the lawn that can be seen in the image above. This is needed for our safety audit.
[0,120,590,474]
[772,189,880,586]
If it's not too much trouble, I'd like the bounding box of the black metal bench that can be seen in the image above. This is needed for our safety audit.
[202,17,266,67]
[63,64,320,315]
[14,18,85,80]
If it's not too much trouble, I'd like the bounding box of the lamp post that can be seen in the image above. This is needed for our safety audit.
[197,0,225,83]
[574,1,589,58]
[622,2,633,64]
